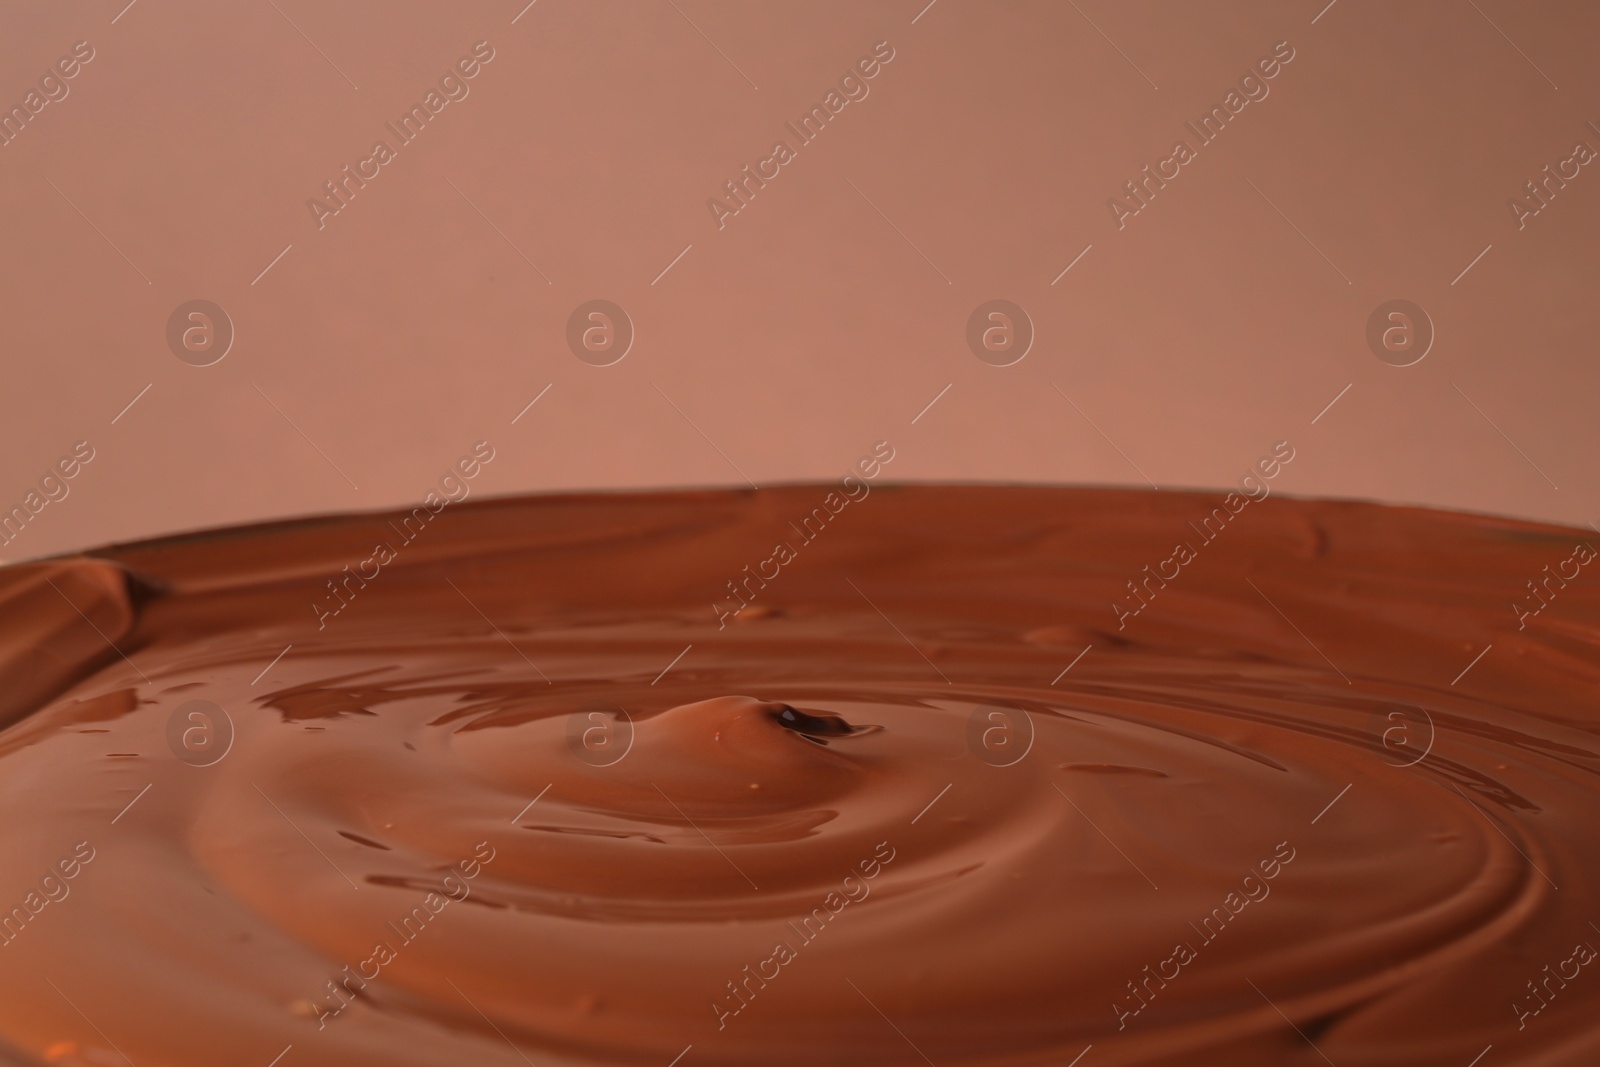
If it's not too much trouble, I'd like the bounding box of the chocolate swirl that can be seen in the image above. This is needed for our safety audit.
[0,487,1596,1066]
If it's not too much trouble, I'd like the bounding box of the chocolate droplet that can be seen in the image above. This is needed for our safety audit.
[770,704,864,742]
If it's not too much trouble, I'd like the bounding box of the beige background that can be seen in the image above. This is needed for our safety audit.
[1,0,1596,564]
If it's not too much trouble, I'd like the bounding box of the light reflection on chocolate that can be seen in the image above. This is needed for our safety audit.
[0,486,1597,1066]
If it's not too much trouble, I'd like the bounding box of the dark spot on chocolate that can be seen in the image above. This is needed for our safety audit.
[770,704,868,744]
[337,831,392,850]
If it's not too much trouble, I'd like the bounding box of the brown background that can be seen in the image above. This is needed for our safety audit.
[1,0,1596,564]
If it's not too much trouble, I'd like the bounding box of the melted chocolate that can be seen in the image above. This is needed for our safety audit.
[770,704,872,742]
[1,486,1597,1066]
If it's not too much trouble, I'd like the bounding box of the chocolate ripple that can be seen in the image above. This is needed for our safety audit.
[0,487,1597,1066]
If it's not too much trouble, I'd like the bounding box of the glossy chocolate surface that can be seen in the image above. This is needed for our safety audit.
[2,486,1595,1065]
